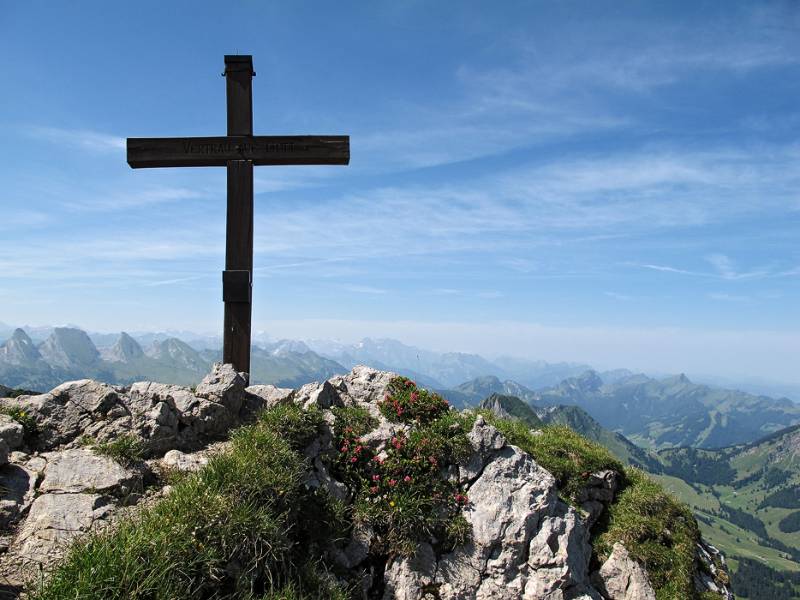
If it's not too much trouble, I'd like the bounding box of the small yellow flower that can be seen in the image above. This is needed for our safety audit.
[389,501,396,507]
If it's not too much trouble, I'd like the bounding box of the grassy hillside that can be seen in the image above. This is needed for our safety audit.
[655,425,800,599]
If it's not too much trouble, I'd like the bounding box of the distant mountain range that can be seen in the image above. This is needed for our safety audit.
[306,337,592,389]
[0,327,346,390]
[535,370,800,449]
[445,370,800,450]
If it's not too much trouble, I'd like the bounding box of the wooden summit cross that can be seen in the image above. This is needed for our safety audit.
[127,55,349,377]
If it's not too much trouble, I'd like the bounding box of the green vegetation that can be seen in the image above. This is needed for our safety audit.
[378,376,451,424]
[731,557,800,600]
[480,413,623,501]
[0,402,38,439]
[595,469,715,600]
[92,434,145,466]
[32,404,348,600]
[778,511,800,534]
[336,383,473,557]
[759,486,800,510]
[657,448,736,486]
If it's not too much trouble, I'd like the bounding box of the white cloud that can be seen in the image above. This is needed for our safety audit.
[342,285,388,295]
[29,127,125,153]
[705,253,769,281]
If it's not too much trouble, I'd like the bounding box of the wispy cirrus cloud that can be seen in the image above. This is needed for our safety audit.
[28,126,125,153]
[342,284,388,295]
[635,254,797,283]
[705,254,770,281]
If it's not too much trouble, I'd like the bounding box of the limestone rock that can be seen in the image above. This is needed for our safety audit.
[383,542,437,600]
[0,414,24,450]
[161,449,209,473]
[591,543,656,600]
[0,463,37,528]
[13,493,113,564]
[39,448,143,496]
[694,540,734,600]
[442,448,577,598]
[12,363,249,457]
[292,380,342,410]
[21,379,123,450]
[245,384,292,410]
[526,502,593,598]
[575,470,620,530]
[329,365,398,406]
[459,414,506,482]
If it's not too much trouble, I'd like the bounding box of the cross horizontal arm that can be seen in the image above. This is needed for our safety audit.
[127,135,349,168]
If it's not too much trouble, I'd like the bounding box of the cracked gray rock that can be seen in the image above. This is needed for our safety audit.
[591,543,656,600]
[12,493,113,564]
[39,448,144,496]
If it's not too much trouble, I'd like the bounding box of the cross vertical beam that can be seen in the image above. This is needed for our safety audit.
[223,55,254,376]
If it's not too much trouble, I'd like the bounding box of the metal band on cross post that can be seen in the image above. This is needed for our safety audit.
[126,55,349,380]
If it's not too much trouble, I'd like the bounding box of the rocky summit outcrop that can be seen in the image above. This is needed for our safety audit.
[0,365,733,599]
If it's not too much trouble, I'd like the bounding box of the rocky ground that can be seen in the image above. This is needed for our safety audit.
[0,365,733,599]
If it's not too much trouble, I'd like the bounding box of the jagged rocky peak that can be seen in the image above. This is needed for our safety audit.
[102,332,144,363]
[145,337,205,370]
[665,373,692,386]
[568,369,604,392]
[38,327,99,369]
[0,329,42,365]
[268,339,311,356]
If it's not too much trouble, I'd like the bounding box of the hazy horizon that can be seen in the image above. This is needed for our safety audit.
[4,319,800,391]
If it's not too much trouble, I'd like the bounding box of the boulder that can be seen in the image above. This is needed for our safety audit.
[459,414,506,482]
[160,449,209,473]
[591,543,656,600]
[328,365,398,406]
[20,379,123,450]
[39,448,144,496]
[11,363,249,457]
[0,414,24,450]
[0,464,37,528]
[245,384,292,410]
[12,493,113,564]
[292,380,342,410]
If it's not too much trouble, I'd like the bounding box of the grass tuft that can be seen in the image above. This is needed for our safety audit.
[92,434,144,466]
[0,402,38,439]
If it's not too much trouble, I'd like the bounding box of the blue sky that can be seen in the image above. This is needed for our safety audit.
[1,1,799,382]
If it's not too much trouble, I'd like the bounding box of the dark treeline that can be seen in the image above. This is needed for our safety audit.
[731,557,800,600]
